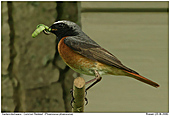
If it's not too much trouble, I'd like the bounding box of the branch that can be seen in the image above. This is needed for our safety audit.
[72,77,85,112]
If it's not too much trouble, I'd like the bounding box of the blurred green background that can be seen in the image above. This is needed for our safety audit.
[1,1,168,112]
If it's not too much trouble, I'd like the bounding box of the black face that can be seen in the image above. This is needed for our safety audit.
[49,20,81,40]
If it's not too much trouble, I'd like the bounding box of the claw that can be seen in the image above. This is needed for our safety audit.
[85,90,88,105]
[85,97,88,106]
[85,90,87,96]
[70,89,75,108]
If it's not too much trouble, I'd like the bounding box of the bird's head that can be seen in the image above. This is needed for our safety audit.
[49,20,81,40]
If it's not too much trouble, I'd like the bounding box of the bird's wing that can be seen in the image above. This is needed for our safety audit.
[64,36,139,74]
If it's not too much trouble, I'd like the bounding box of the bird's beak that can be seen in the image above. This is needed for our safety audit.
[43,27,51,35]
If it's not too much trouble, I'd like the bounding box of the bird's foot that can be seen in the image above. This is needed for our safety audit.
[70,89,88,107]
[70,89,75,108]
[85,90,88,105]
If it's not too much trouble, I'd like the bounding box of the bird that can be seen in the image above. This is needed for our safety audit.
[48,20,159,90]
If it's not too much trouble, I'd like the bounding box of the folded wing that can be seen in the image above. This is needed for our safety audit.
[64,36,139,75]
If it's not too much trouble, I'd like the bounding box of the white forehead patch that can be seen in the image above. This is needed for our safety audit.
[53,20,76,26]
[53,21,65,24]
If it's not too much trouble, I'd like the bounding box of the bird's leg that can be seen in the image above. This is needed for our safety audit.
[85,70,102,91]
[85,78,96,85]
[83,70,102,105]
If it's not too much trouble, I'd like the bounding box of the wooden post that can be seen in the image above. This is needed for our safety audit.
[72,77,85,112]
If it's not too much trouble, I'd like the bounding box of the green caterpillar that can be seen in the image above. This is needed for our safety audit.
[32,24,51,38]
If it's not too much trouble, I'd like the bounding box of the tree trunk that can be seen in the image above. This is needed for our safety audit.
[2,1,81,112]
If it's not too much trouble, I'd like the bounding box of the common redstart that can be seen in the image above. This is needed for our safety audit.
[49,20,159,90]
